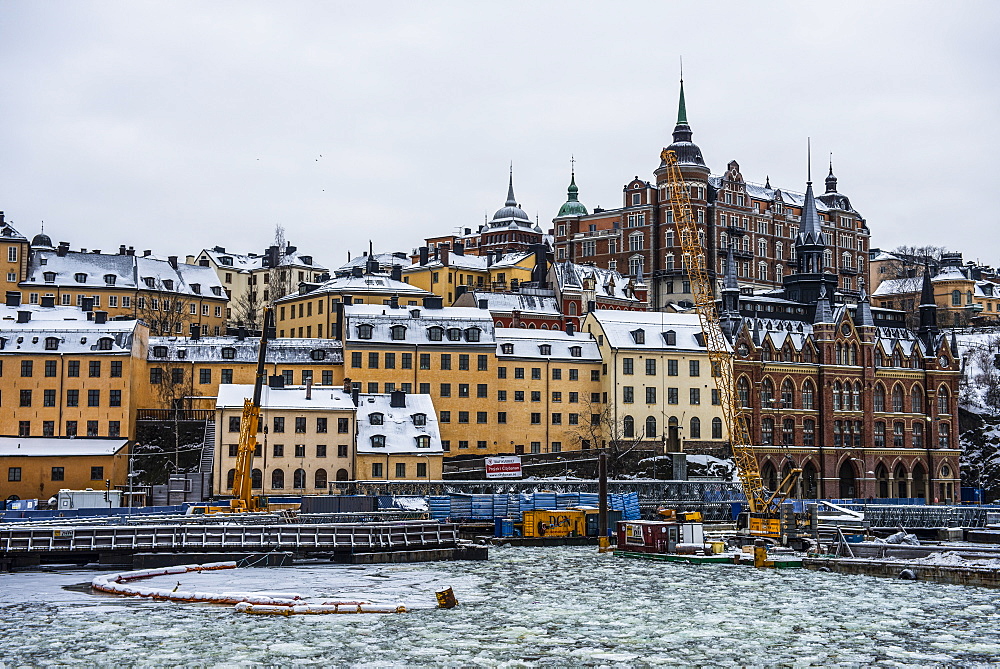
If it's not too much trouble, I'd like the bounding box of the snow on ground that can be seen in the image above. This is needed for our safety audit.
[685,453,739,482]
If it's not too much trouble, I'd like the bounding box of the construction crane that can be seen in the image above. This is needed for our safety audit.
[188,307,275,515]
[661,149,801,540]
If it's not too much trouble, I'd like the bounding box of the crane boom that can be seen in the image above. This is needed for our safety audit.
[229,307,273,513]
[660,149,798,516]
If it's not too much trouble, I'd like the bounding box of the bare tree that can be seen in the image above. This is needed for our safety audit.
[137,280,194,339]
[885,245,947,280]
[230,287,264,331]
[569,397,648,478]
[267,224,292,308]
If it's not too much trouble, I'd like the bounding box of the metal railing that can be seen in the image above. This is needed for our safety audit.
[136,409,215,421]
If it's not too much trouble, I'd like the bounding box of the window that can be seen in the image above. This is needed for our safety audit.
[623,386,634,403]
[458,411,469,423]
[937,386,950,414]
[8,467,21,482]
[368,352,379,369]
[440,383,451,398]
[109,421,120,438]
[91,466,104,480]
[371,462,384,478]
[221,347,236,359]
[802,380,815,410]
[712,417,723,439]
[229,416,241,432]
[417,462,428,478]
[316,417,328,433]
[221,369,233,384]
[66,389,79,407]
[873,385,886,412]
[531,368,541,380]
[938,422,951,448]
[87,420,98,436]
[663,330,676,346]
[369,412,384,426]
[690,388,700,405]
[42,389,56,407]
[478,354,488,371]
[761,418,774,445]
[89,360,101,377]
[440,354,451,371]
[21,360,33,377]
[690,416,701,439]
[18,421,30,436]
[645,387,656,404]
[646,416,657,437]
[171,368,184,384]
[465,328,481,342]
[390,325,406,340]
[667,388,678,405]
[622,358,634,375]
[689,360,700,377]
[874,422,886,448]
[623,415,634,438]
[19,389,31,407]
[913,421,924,448]
[667,360,678,376]
[357,324,374,339]
[645,359,656,375]
[570,346,582,358]
[531,413,541,424]
[370,435,386,448]
[109,390,121,407]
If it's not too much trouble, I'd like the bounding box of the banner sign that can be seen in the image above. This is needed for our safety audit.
[485,455,522,479]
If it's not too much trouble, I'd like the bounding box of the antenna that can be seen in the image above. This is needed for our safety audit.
[679,55,683,82]
[807,137,812,183]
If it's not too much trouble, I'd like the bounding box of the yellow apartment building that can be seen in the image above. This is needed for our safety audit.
[0,437,129,502]
[583,310,729,452]
[401,249,536,305]
[872,266,1000,327]
[274,268,433,339]
[355,390,444,480]
[215,383,357,495]
[0,304,148,440]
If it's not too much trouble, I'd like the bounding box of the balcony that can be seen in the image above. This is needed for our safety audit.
[726,226,748,237]
[571,229,621,240]
[839,266,859,275]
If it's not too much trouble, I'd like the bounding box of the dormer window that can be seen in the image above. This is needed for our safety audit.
[390,325,406,341]
[152,346,168,358]
[144,277,155,288]
[427,326,444,341]
[465,327,481,342]
[370,435,386,448]
[569,346,582,357]
[190,283,201,294]
[369,412,384,426]
[539,344,552,356]
[176,348,187,359]
[43,272,55,283]
[211,286,222,296]
[221,257,233,266]
[412,413,427,426]
[163,279,174,291]
[447,328,462,341]
[104,274,116,286]
[44,337,59,351]
[221,347,236,359]
[310,349,326,361]
[662,330,677,346]
[300,256,312,266]
[97,337,113,351]
[500,343,514,354]
[631,329,645,345]
[415,435,431,448]
[357,324,374,340]
[74,273,87,283]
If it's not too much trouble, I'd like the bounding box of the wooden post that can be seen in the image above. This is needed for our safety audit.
[598,451,611,552]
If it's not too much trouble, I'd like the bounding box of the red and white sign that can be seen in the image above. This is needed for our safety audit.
[485,456,522,479]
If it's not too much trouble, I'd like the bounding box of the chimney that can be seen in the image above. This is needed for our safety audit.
[343,377,353,394]
[389,295,399,309]
[351,266,364,278]
[143,250,151,257]
[94,311,108,325]
[390,265,402,282]
[423,296,444,309]
[365,256,379,275]
[168,256,178,269]
[351,387,360,406]
[587,300,596,313]
[453,242,464,256]
[486,251,494,267]
[334,301,345,340]
[5,291,21,307]
[440,248,449,267]
[190,323,200,340]
[455,285,467,299]
[565,322,575,336]
[236,326,247,341]
[16,310,30,323]
[268,374,285,389]
[57,242,69,257]
[127,246,135,256]
[531,244,547,286]
[305,378,313,401]
[477,299,489,310]
[464,228,471,235]
[40,295,55,308]
[119,245,127,255]
[419,246,429,266]
[390,389,406,408]
[81,297,94,312]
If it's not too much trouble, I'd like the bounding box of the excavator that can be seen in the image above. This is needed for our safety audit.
[187,308,275,515]
[661,149,806,544]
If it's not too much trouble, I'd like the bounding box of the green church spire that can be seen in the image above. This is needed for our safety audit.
[677,77,688,126]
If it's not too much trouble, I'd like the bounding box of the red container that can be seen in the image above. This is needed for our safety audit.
[616,520,681,554]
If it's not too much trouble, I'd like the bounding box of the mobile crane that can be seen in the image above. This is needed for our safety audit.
[661,149,802,542]
[188,307,275,515]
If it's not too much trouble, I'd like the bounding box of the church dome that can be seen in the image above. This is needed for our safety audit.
[493,171,531,222]
[557,171,589,217]
[31,232,53,249]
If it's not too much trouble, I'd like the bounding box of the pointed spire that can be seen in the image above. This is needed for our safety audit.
[720,244,740,317]
[677,75,688,126]
[505,164,517,206]
[950,331,959,357]
[825,152,838,194]
[796,140,824,248]
[920,265,935,307]
[856,279,874,327]
[765,175,771,189]
[814,285,833,324]
[723,244,738,291]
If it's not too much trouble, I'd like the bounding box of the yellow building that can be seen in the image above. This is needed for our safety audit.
[0,437,129,502]
[274,267,433,339]
[401,249,536,305]
[0,303,148,440]
[872,266,1000,327]
[215,383,357,495]
[16,233,228,336]
[355,390,444,480]
[583,310,728,452]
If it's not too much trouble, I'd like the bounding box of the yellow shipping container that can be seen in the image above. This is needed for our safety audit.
[523,509,585,538]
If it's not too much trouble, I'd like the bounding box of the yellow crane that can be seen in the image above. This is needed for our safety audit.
[661,149,800,539]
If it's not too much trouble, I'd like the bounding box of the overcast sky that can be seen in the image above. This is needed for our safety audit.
[0,1,997,269]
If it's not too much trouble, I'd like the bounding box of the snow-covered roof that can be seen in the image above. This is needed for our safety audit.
[0,308,139,353]
[872,277,923,297]
[345,305,495,345]
[0,223,27,242]
[336,252,408,274]
[197,247,327,273]
[462,291,561,316]
[22,251,227,299]
[708,176,857,215]
[148,336,343,364]
[0,437,128,457]
[216,384,355,411]
[554,262,644,304]
[402,251,532,273]
[280,272,432,302]
[588,311,711,352]
[495,329,601,361]
[355,393,442,455]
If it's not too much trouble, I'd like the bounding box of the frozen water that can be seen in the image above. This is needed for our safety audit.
[2,546,1000,665]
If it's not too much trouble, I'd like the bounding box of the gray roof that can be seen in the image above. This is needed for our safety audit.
[217,384,354,411]
[589,310,714,352]
[495,329,601,362]
[279,272,431,302]
[148,336,343,364]
[0,437,128,457]
[355,393,443,455]
[345,304,495,346]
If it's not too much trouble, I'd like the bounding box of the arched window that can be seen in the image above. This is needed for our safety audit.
[873,385,886,412]
[850,344,858,366]
[875,464,889,498]
[874,350,883,367]
[801,380,815,410]
[623,415,634,439]
[874,422,886,447]
[293,468,306,489]
[761,462,778,491]
[913,421,924,447]
[761,378,775,406]
[852,382,862,411]
[645,416,657,438]
[782,419,795,446]
[912,463,927,500]
[390,325,406,341]
[802,461,819,499]
[839,460,857,499]
[761,418,774,445]
[892,350,902,367]
[226,468,236,489]
[336,468,350,481]
[711,417,723,440]
[251,468,262,489]
[832,382,842,411]
[937,385,950,414]
[952,290,962,306]
[689,417,700,439]
[893,421,905,447]
[737,377,751,407]
[357,324,374,339]
[894,463,908,498]
[910,385,923,413]
[427,326,444,341]
[892,385,905,412]
[938,422,951,448]
[315,468,327,489]
[803,419,815,446]
[836,343,843,365]
[568,302,577,316]
[781,379,794,408]
[271,469,285,489]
